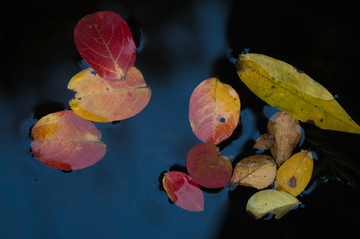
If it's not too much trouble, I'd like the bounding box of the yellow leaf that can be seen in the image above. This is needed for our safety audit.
[237,53,360,134]
[267,111,301,166]
[229,155,276,190]
[246,189,301,220]
[275,150,314,197]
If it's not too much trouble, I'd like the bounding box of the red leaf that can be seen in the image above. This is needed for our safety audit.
[189,78,240,145]
[31,110,106,170]
[68,66,151,122]
[74,11,136,81]
[186,143,232,188]
[162,171,204,212]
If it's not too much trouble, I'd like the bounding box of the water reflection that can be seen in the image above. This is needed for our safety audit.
[2,0,360,238]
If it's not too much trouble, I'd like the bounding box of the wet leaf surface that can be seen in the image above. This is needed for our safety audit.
[68,66,151,122]
[162,171,204,212]
[31,110,106,170]
[189,77,240,145]
[237,53,360,134]
[246,189,301,220]
[253,134,274,150]
[74,11,136,81]
[186,143,232,188]
[267,111,301,166]
[229,155,276,190]
[275,150,313,196]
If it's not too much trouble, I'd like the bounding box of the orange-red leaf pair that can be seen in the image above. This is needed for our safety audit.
[186,143,232,188]
[74,11,136,81]
[189,78,240,145]
[68,66,151,122]
[31,110,106,170]
[163,171,204,212]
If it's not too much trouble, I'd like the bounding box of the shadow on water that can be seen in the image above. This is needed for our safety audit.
[215,0,360,238]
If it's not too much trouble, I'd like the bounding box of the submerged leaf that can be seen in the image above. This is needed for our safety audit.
[253,134,274,150]
[68,66,151,122]
[162,171,204,212]
[275,150,314,196]
[306,130,360,192]
[74,11,136,81]
[186,143,232,188]
[246,189,301,220]
[31,110,106,170]
[189,77,240,145]
[229,155,276,190]
[237,53,360,134]
[267,111,301,166]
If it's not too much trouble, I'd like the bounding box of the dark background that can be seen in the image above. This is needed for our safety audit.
[1,0,360,238]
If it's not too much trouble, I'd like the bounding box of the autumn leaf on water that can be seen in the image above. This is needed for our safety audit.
[162,171,204,212]
[186,143,232,188]
[229,155,276,190]
[275,150,314,197]
[246,189,301,220]
[31,110,106,170]
[189,77,240,145]
[237,53,360,134]
[253,134,274,150]
[68,66,151,122]
[74,11,136,81]
[267,111,302,166]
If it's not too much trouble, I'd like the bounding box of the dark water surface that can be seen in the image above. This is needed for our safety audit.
[1,0,360,238]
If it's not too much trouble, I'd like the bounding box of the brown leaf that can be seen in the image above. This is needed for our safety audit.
[267,111,301,166]
[253,134,275,150]
[229,155,276,190]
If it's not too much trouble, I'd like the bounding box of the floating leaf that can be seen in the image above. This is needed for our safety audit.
[189,77,240,145]
[31,110,106,170]
[229,155,276,190]
[246,189,301,220]
[275,150,314,196]
[253,134,274,150]
[74,11,136,81]
[68,66,151,122]
[162,171,204,212]
[267,111,301,166]
[236,53,360,134]
[186,143,232,188]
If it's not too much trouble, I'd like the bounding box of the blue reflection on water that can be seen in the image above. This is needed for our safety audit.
[221,108,258,158]
[262,105,281,119]
[302,180,318,195]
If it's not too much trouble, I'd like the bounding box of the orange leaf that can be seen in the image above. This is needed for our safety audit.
[189,78,240,145]
[31,110,106,170]
[68,66,151,122]
[163,171,204,212]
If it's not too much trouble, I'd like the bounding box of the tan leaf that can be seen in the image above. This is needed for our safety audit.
[253,134,275,150]
[267,111,301,166]
[229,155,277,190]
